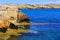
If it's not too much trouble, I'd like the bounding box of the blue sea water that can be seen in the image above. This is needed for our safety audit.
[18,8,60,40]
[19,8,60,23]
[18,24,60,40]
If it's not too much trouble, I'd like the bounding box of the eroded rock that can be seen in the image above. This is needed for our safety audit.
[9,23,18,29]
[0,5,30,33]
[17,11,30,23]
[0,28,7,33]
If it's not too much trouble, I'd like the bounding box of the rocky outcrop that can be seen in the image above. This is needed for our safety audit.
[17,11,30,23]
[0,4,30,33]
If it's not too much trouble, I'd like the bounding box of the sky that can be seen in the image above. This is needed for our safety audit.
[0,0,60,4]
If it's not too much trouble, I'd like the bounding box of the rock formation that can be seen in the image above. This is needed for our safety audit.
[17,11,30,23]
[0,4,30,33]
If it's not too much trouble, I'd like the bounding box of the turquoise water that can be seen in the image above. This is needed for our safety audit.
[18,8,60,40]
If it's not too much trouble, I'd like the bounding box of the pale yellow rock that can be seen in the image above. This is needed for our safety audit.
[0,4,30,28]
[0,4,60,8]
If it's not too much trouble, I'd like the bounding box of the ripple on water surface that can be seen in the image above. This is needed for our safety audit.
[18,23,60,40]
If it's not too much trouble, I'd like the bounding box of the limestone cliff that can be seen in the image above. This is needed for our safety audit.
[0,4,30,28]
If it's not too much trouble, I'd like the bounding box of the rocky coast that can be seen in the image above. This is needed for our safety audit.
[0,4,60,40]
[0,4,30,40]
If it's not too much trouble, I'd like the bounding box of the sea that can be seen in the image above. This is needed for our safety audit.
[18,8,60,40]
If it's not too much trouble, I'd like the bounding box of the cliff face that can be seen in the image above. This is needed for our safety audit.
[0,4,30,28]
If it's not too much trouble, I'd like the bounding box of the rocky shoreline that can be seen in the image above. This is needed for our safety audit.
[18,4,60,8]
[0,4,60,8]
[10,4,60,8]
[0,4,30,33]
[0,4,59,40]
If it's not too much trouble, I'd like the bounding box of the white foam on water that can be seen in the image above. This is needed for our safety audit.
[25,30,39,34]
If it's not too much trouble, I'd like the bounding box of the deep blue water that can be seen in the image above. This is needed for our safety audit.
[18,24,60,40]
[18,8,60,40]
[19,8,60,23]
